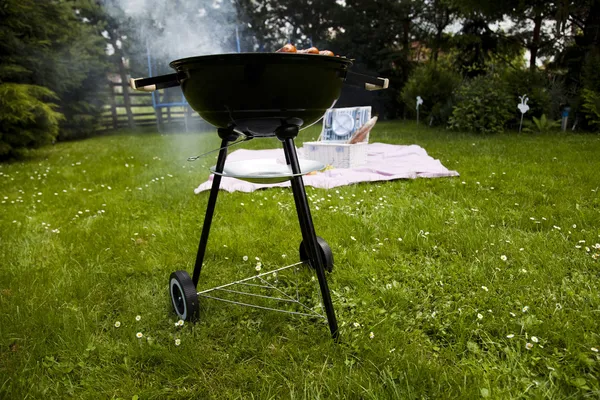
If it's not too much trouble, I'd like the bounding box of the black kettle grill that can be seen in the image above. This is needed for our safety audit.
[131,52,388,339]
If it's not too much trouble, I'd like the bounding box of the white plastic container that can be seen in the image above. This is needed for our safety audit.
[302,141,368,169]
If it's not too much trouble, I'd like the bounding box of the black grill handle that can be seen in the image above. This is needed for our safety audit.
[345,71,389,91]
[129,73,181,92]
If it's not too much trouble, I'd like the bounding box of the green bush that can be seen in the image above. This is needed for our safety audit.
[449,74,513,134]
[0,84,64,158]
[400,63,461,126]
[581,89,600,130]
[503,69,554,119]
[522,114,561,133]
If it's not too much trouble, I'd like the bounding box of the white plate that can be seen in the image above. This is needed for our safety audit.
[331,113,355,137]
[210,159,325,184]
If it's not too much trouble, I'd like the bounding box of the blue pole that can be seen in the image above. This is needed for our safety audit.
[236,26,241,53]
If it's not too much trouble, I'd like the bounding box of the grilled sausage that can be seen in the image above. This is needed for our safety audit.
[297,47,320,54]
[319,50,335,56]
[276,44,297,53]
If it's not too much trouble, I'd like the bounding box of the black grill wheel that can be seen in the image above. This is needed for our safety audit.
[299,236,334,273]
[169,270,199,322]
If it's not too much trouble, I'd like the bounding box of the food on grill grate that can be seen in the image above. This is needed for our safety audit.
[276,43,297,53]
[276,44,336,56]
[297,47,320,54]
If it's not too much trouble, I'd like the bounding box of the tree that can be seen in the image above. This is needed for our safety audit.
[0,0,110,156]
[234,0,342,51]
[419,0,457,63]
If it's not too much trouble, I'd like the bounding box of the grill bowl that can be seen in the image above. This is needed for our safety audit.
[169,53,353,137]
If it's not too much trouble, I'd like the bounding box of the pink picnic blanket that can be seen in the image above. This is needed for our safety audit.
[194,143,459,193]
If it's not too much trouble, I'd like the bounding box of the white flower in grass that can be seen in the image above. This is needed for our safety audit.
[522,306,529,313]
[136,332,143,339]
[243,255,248,261]
[481,286,489,292]
[135,315,141,321]
[281,254,287,258]
[175,339,181,346]
[386,283,392,290]
[506,334,514,339]
[255,257,260,261]
[594,243,600,249]
[500,255,507,261]
[586,247,591,252]
[350,236,356,241]
[477,313,483,320]
[573,224,577,228]
[353,322,361,328]
[255,262,262,272]
[369,332,375,339]
[592,347,599,353]
[177,319,184,327]
[114,321,121,328]
[575,245,582,249]
[531,336,539,343]
[525,342,534,350]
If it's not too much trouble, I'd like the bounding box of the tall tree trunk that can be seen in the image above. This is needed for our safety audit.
[433,29,442,63]
[402,18,410,63]
[110,35,134,129]
[116,53,134,129]
[583,0,600,50]
[529,13,543,72]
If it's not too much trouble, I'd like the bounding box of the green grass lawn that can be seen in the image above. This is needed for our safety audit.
[1,121,599,399]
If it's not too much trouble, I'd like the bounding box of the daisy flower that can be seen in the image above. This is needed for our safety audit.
[136,332,143,339]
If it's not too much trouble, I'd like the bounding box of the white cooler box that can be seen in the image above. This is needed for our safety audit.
[302,141,368,169]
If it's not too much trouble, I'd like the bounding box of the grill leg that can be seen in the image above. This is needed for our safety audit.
[191,129,238,287]
[278,126,339,340]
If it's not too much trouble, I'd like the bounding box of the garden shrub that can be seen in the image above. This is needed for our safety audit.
[400,63,461,126]
[0,83,64,158]
[449,74,513,134]
[522,114,561,133]
[503,69,554,119]
[581,89,600,130]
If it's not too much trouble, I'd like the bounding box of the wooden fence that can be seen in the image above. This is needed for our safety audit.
[100,81,205,131]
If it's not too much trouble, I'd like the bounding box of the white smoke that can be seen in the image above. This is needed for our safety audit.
[107,0,237,62]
